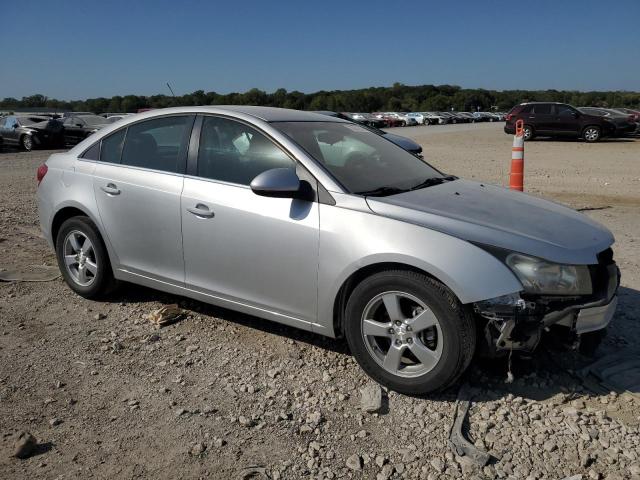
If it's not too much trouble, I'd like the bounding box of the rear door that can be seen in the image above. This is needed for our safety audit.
[530,104,553,133]
[63,116,84,145]
[92,115,194,283]
[180,115,320,324]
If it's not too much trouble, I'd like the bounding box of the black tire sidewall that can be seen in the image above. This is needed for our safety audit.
[524,125,534,140]
[55,216,113,298]
[344,271,473,395]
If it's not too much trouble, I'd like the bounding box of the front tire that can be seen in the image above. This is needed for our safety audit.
[21,134,33,151]
[344,270,476,395]
[583,126,601,142]
[55,216,116,299]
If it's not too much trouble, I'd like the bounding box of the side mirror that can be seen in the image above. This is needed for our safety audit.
[75,123,83,127]
[250,168,301,199]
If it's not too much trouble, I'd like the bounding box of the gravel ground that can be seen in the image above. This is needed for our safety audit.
[1,124,639,479]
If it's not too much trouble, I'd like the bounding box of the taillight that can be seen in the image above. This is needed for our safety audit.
[505,113,513,121]
[36,164,48,186]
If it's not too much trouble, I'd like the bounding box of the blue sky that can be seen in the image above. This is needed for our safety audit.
[1,0,639,100]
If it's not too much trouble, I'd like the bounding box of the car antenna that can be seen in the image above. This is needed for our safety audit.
[166,82,176,97]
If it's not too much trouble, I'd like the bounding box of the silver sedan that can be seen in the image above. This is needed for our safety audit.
[37,106,619,394]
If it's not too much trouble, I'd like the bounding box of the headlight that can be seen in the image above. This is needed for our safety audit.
[505,253,592,295]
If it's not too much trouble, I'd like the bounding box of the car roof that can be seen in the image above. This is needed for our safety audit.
[196,106,348,122]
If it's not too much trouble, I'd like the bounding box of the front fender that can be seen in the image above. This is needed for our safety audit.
[316,203,522,336]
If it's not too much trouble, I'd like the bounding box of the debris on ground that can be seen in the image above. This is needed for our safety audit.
[360,383,383,413]
[145,304,184,328]
[448,383,491,467]
[0,266,60,282]
[579,351,640,398]
[238,465,270,479]
[13,431,37,459]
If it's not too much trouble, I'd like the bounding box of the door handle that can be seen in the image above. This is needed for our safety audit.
[100,183,120,195]
[187,203,215,218]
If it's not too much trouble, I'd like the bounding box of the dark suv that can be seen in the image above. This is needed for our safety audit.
[505,102,619,142]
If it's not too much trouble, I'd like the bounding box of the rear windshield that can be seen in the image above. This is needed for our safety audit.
[272,121,441,194]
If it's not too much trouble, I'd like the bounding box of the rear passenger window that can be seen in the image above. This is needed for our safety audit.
[81,142,100,160]
[532,104,552,114]
[100,129,126,164]
[121,116,191,173]
[197,116,294,185]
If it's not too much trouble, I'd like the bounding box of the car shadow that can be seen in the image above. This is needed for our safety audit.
[531,137,637,143]
[106,282,640,402]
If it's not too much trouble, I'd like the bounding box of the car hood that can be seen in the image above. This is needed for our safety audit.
[366,179,614,265]
[382,132,422,153]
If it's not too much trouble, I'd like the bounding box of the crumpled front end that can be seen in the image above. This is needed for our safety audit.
[474,248,620,355]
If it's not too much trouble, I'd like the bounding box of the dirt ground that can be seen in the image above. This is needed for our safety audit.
[1,123,639,480]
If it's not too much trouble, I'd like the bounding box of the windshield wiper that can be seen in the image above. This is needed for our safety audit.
[355,186,408,197]
[409,175,457,191]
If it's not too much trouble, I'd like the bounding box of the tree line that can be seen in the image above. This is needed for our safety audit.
[2,83,639,114]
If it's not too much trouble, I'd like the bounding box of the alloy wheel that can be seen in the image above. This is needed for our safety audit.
[63,230,98,286]
[524,127,533,140]
[584,128,599,142]
[22,136,33,151]
[361,291,443,378]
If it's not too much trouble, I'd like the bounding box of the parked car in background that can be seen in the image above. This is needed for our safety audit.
[0,115,64,151]
[371,113,404,127]
[63,114,110,145]
[456,112,476,123]
[62,111,94,118]
[315,111,423,156]
[421,112,448,125]
[406,112,426,125]
[106,115,129,123]
[505,102,622,142]
[578,108,638,137]
[343,113,387,129]
[612,107,640,123]
[37,106,619,394]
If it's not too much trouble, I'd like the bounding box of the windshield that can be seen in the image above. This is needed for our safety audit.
[272,121,442,195]
[79,115,108,126]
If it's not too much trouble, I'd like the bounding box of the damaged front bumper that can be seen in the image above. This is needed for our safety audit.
[474,250,620,354]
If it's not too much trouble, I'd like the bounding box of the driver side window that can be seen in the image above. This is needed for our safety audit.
[197,116,294,185]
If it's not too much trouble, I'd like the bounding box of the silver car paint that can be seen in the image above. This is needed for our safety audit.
[37,106,613,339]
[367,180,614,265]
[93,162,185,284]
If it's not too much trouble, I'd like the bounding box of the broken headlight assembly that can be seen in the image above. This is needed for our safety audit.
[504,253,592,295]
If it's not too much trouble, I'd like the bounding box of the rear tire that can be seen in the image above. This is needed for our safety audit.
[55,216,116,299]
[523,125,535,141]
[344,270,476,395]
[583,126,601,142]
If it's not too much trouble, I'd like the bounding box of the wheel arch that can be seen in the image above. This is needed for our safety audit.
[332,262,456,338]
[50,203,118,268]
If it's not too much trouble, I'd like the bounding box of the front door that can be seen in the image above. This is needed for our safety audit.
[551,104,580,135]
[92,115,194,283]
[181,115,319,324]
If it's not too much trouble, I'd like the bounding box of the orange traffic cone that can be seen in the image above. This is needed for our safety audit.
[509,119,525,191]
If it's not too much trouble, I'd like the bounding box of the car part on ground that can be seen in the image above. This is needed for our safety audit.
[448,383,492,467]
[37,105,619,394]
